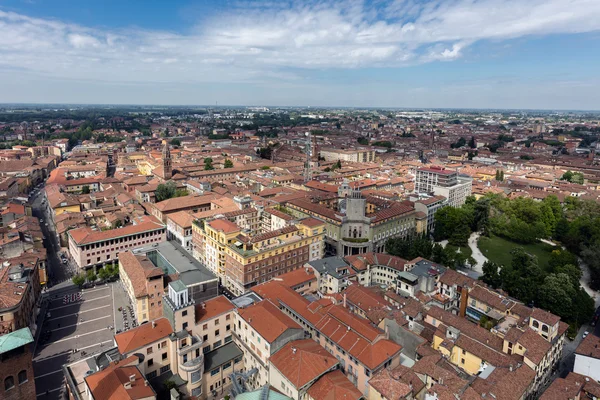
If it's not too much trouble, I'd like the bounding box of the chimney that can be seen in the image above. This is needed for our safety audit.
[124,382,132,389]
[129,374,136,382]
[292,347,297,354]
[152,321,156,329]
[343,293,347,308]
[201,302,206,309]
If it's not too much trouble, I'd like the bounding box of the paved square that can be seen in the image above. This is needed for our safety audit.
[33,284,118,398]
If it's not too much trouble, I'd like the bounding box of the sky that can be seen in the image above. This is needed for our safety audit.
[0,0,599,109]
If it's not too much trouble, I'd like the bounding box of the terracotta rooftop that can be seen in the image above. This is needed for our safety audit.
[368,365,424,400]
[275,267,317,288]
[306,370,362,400]
[207,218,240,234]
[68,215,165,245]
[84,355,155,400]
[237,300,302,343]
[270,339,338,389]
[575,332,600,359]
[114,318,173,354]
[531,307,561,327]
[118,251,163,298]
[195,295,235,324]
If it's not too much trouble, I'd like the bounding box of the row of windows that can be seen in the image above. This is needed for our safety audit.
[81,229,164,250]
[4,371,28,391]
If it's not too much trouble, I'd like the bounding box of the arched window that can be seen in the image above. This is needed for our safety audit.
[542,324,549,333]
[532,320,539,329]
[18,370,27,384]
[4,376,14,391]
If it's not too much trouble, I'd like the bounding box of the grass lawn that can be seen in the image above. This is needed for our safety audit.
[478,235,555,269]
[446,244,473,259]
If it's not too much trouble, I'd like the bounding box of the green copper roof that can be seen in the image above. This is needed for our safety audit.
[0,327,34,354]
[169,280,187,292]
[236,386,291,400]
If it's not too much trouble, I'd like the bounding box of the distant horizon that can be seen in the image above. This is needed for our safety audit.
[1,102,600,114]
[1,1,600,109]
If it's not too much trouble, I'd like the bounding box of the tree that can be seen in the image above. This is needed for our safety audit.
[164,380,177,391]
[224,159,234,168]
[86,269,97,283]
[537,273,576,320]
[469,136,476,149]
[81,185,90,194]
[386,235,433,260]
[451,137,467,149]
[72,274,85,287]
[170,138,181,146]
[481,261,502,288]
[334,160,342,169]
[155,181,177,202]
[561,171,574,182]
[204,157,214,170]
[98,267,111,281]
[357,137,369,145]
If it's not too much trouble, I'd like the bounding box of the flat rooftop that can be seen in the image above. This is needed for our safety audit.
[134,240,217,285]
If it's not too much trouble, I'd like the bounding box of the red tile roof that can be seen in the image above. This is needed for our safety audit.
[114,318,173,354]
[306,369,362,400]
[207,218,240,234]
[195,295,235,324]
[85,355,155,400]
[237,300,302,343]
[270,339,338,389]
[68,215,165,245]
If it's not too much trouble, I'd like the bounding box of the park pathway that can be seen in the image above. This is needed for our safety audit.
[468,232,488,274]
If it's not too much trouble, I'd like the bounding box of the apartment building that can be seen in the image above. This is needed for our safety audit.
[132,241,218,305]
[149,194,215,223]
[83,355,156,400]
[345,252,408,288]
[574,334,600,382]
[0,259,41,335]
[67,215,166,271]
[225,221,325,296]
[306,257,354,294]
[415,167,459,193]
[368,364,425,400]
[233,300,305,390]
[194,296,236,355]
[166,211,194,252]
[414,166,473,207]
[251,281,403,396]
[193,215,325,296]
[320,148,375,163]
[114,318,204,398]
[118,251,165,323]
[162,286,245,398]
[413,195,447,233]
[268,339,339,400]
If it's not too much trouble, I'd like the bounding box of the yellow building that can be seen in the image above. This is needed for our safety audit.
[223,219,324,295]
[45,185,81,218]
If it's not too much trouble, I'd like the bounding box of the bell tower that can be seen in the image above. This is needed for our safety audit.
[162,140,172,180]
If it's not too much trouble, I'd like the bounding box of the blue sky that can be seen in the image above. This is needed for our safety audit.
[0,0,599,109]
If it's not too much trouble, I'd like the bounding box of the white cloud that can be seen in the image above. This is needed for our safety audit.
[0,0,599,87]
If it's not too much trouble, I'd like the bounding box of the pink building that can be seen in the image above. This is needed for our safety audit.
[68,215,166,271]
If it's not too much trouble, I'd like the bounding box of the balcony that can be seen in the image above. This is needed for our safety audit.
[180,354,204,372]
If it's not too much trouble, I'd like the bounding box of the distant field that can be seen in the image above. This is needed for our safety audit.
[478,235,555,269]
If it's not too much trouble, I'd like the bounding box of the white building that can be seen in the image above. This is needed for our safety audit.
[574,334,600,382]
